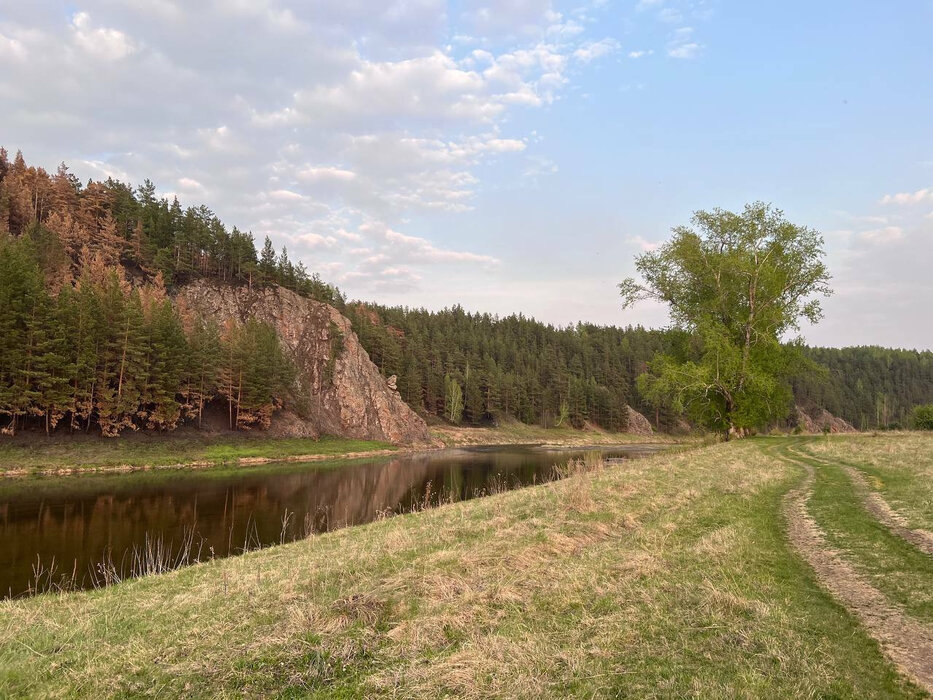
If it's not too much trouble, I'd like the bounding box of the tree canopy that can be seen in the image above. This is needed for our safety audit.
[619,203,832,438]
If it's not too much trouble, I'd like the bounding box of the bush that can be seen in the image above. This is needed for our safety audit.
[910,404,933,430]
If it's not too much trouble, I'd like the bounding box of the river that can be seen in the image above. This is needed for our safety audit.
[0,443,665,598]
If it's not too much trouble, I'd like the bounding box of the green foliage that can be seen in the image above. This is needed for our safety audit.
[444,374,464,424]
[0,148,344,307]
[621,203,831,437]
[911,405,933,430]
[793,348,933,429]
[0,234,294,436]
[346,304,659,431]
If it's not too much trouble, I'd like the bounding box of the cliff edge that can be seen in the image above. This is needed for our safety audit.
[177,281,430,445]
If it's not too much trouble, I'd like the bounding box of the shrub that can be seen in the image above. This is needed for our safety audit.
[910,404,933,430]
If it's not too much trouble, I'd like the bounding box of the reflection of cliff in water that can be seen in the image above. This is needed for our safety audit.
[0,445,661,597]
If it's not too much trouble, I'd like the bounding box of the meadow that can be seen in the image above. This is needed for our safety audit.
[1,434,931,698]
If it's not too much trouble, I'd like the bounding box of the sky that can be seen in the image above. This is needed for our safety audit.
[1,0,931,349]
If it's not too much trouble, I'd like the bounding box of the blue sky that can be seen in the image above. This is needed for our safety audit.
[1,0,931,348]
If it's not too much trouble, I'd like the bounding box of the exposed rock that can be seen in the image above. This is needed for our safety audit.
[176,281,431,445]
[625,405,654,435]
[386,375,398,392]
[672,418,692,435]
[793,405,857,434]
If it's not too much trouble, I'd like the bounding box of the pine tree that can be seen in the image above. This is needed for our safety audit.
[259,236,276,282]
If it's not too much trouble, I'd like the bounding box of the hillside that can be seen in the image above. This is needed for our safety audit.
[347,301,933,431]
[2,148,932,439]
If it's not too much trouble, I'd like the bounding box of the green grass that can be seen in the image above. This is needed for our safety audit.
[431,420,680,448]
[800,433,933,531]
[774,439,933,622]
[0,434,394,475]
[0,439,924,698]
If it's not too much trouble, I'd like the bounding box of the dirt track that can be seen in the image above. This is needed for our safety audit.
[780,444,933,694]
[837,463,933,556]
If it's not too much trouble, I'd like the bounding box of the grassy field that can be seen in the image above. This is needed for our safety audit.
[780,439,933,622]
[2,436,931,698]
[800,433,933,531]
[431,421,679,447]
[0,434,395,476]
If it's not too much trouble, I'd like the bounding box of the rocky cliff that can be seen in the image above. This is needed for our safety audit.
[625,406,654,435]
[177,281,430,445]
[792,405,857,434]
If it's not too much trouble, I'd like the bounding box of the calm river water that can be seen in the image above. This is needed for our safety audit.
[0,444,664,598]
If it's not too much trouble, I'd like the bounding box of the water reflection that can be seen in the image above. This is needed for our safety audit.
[0,444,663,597]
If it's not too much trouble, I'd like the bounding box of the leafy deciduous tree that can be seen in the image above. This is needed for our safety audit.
[619,202,831,438]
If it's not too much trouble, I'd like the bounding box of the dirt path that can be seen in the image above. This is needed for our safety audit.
[790,443,933,557]
[779,445,933,694]
[840,464,933,557]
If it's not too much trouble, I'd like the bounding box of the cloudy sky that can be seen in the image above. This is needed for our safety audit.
[1,1,931,349]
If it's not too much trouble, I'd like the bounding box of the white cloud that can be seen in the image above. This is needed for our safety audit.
[71,12,136,60]
[267,189,306,201]
[860,226,904,244]
[629,235,659,252]
[627,49,653,58]
[176,177,206,193]
[573,38,620,63]
[667,26,701,59]
[298,166,357,182]
[0,32,27,61]
[359,221,500,265]
[880,186,933,205]
[0,0,627,302]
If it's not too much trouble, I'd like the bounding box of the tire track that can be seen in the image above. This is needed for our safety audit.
[792,444,933,557]
[779,444,933,694]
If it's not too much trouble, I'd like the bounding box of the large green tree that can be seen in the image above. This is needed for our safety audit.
[619,203,831,438]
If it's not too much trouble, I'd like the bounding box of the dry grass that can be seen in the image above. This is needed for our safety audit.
[802,432,933,530]
[430,422,678,448]
[0,438,926,698]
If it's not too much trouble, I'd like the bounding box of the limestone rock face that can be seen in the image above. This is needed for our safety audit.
[625,405,654,435]
[177,281,431,445]
[793,405,857,434]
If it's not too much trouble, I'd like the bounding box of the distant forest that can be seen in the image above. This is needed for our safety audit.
[1,148,931,436]
[346,303,933,431]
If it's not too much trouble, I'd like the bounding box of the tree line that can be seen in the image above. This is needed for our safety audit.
[0,150,297,436]
[793,346,933,430]
[0,148,341,305]
[345,303,684,431]
[3,149,932,436]
[346,301,933,433]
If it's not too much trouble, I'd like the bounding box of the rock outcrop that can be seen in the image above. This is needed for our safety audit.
[793,405,857,434]
[625,405,654,435]
[177,281,431,445]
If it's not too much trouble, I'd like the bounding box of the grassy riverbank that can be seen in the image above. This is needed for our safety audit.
[0,434,394,477]
[0,423,675,477]
[431,421,678,447]
[2,436,929,698]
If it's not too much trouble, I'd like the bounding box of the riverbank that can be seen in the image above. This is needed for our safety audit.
[431,422,679,448]
[0,434,396,477]
[0,424,675,477]
[1,436,928,697]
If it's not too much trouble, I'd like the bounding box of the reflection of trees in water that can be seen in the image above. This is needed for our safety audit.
[0,446,656,597]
